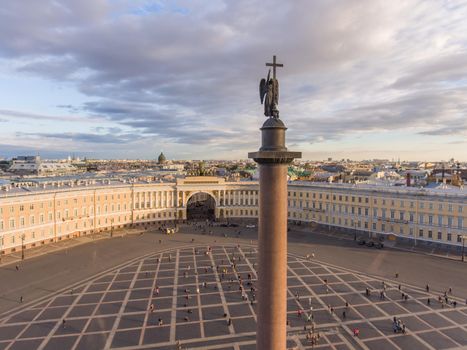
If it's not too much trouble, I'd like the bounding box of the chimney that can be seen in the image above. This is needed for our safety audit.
[406,173,411,187]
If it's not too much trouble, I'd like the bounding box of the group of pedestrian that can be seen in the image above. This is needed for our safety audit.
[305,330,320,345]
[392,317,406,334]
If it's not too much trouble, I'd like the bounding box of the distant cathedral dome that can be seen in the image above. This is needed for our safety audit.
[158,152,167,164]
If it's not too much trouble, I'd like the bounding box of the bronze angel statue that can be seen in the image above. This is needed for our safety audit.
[259,69,279,118]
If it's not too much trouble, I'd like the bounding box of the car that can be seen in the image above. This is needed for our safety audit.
[357,239,366,245]
[366,241,375,247]
[229,223,239,227]
[220,223,229,227]
[246,224,256,228]
[375,242,384,249]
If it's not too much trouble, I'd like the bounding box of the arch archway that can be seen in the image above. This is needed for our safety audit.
[186,192,216,221]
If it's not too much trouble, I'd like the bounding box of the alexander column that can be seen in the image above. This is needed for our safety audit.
[249,56,301,349]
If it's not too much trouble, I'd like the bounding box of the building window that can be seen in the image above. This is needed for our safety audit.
[447,233,452,241]
[447,217,453,228]
[437,232,442,240]
[457,235,462,243]
[428,230,432,238]
[419,229,423,237]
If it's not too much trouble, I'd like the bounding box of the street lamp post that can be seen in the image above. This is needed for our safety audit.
[21,234,25,260]
[462,235,467,262]
[0,236,3,263]
[110,218,114,238]
[353,220,357,241]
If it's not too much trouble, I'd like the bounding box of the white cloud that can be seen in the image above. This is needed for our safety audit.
[0,0,466,159]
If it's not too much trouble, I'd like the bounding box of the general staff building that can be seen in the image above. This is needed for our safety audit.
[0,176,465,255]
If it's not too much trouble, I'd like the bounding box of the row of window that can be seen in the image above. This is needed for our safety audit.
[288,191,463,213]
[0,193,130,215]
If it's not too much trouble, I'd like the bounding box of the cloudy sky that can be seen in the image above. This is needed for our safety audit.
[1,0,466,161]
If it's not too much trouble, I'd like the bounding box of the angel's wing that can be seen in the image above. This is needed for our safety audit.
[259,78,266,104]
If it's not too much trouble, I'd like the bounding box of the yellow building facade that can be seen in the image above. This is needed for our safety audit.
[0,177,465,255]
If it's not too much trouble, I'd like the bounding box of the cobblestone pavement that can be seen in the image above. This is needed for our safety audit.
[1,244,466,350]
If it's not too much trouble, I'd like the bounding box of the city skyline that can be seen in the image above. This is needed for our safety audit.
[1,0,467,161]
